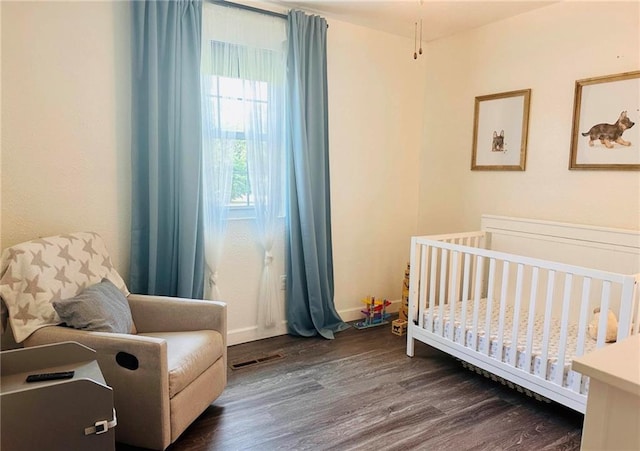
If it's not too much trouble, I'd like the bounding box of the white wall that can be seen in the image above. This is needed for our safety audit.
[327,18,424,320]
[1,1,423,345]
[1,1,132,275]
[418,1,640,235]
[217,218,287,344]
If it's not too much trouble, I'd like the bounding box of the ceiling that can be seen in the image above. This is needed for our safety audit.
[270,1,558,41]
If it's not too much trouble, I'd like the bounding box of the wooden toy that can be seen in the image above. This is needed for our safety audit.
[400,263,409,321]
[391,319,408,336]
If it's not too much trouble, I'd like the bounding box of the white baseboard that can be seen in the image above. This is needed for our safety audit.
[227,321,289,346]
[227,299,401,346]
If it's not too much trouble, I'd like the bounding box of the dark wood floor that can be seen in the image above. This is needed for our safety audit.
[119,324,583,450]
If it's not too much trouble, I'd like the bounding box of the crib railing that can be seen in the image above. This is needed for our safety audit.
[408,232,639,395]
[408,231,487,326]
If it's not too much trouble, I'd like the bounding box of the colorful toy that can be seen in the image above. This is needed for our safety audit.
[353,296,391,329]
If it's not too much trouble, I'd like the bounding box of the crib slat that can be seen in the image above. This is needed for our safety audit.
[572,277,592,393]
[460,253,471,346]
[438,249,448,336]
[509,264,524,367]
[469,246,477,302]
[555,274,573,386]
[617,277,635,342]
[472,256,484,351]
[575,277,591,358]
[448,251,459,341]
[407,238,419,357]
[471,236,481,301]
[409,238,420,327]
[524,267,539,374]
[539,270,556,381]
[497,261,510,363]
[457,245,464,303]
[428,247,438,332]
[418,245,429,329]
[596,281,611,348]
[484,258,497,355]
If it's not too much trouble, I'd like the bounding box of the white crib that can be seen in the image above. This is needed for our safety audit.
[406,215,640,413]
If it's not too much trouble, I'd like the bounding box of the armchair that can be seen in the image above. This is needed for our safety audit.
[0,233,226,450]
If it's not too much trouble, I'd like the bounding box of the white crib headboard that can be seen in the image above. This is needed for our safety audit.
[480,215,640,276]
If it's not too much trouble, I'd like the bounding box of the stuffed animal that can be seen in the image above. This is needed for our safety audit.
[587,307,618,342]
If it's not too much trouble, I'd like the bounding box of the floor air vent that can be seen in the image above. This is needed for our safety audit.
[230,352,284,370]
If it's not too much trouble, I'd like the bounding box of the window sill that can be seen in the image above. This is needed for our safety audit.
[228,206,256,221]
[226,207,286,222]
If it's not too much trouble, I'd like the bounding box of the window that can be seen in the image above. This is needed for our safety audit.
[201,36,285,215]
[203,74,270,208]
[200,3,287,325]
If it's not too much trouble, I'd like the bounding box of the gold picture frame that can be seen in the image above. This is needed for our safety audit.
[471,89,531,171]
[569,70,640,170]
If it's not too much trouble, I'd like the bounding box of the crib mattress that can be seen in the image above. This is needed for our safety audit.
[422,301,598,395]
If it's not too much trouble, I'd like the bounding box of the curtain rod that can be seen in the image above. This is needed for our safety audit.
[209,0,287,20]
[208,0,328,27]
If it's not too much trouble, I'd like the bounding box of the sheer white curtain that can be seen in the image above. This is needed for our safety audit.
[201,3,286,326]
[245,65,286,328]
[200,73,234,300]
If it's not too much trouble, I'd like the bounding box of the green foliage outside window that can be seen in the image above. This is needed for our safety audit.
[230,140,251,205]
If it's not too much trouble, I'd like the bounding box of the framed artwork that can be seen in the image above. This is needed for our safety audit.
[471,89,531,171]
[569,70,640,170]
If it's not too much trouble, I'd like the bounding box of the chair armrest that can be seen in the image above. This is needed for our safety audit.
[24,325,167,358]
[24,326,169,397]
[127,294,227,344]
[24,326,168,376]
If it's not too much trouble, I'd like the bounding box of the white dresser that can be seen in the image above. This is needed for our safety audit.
[572,334,640,451]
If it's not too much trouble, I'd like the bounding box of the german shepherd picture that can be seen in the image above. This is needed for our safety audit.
[582,111,635,148]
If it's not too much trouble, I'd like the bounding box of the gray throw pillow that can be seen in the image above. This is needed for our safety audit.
[53,278,134,334]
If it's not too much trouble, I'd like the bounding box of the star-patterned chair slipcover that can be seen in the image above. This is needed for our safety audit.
[0,233,227,450]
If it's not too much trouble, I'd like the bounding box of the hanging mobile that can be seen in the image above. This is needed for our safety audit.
[419,19,423,55]
[413,22,418,59]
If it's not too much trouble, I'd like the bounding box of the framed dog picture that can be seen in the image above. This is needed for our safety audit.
[471,89,531,171]
[569,70,640,170]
